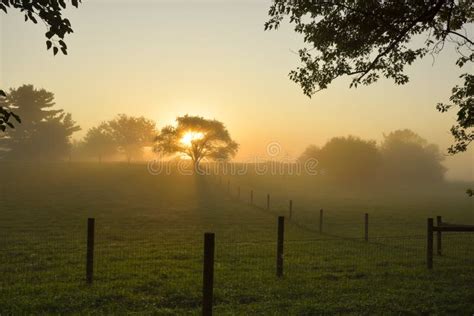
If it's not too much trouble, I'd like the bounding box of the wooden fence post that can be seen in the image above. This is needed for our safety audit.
[276,216,285,277]
[289,200,293,220]
[319,209,323,233]
[267,194,270,210]
[436,216,442,256]
[364,213,369,242]
[86,218,95,284]
[250,190,253,205]
[427,218,434,270]
[202,233,215,316]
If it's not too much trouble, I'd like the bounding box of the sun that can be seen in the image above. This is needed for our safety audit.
[180,131,204,146]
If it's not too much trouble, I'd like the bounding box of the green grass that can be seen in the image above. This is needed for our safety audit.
[0,163,473,314]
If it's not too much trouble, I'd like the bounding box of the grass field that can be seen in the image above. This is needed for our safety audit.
[0,163,473,314]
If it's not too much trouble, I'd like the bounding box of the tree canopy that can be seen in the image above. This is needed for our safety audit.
[266,0,473,152]
[0,0,81,131]
[108,114,157,163]
[0,0,80,56]
[300,130,445,184]
[154,115,239,169]
[0,91,21,132]
[82,123,117,163]
[300,136,380,182]
[0,85,80,160]
[380,129,446,182]
[436,73,473,153]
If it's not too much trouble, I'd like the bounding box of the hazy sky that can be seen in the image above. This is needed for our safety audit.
[1,0,472,180]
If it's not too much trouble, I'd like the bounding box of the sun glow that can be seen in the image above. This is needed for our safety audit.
[180,131,204,146]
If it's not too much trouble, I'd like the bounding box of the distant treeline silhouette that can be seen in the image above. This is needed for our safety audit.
[0,85,157,162]
[0,84,446,184]
[0,85,80,161]
[299,132,446,184]
[0,85,239,165]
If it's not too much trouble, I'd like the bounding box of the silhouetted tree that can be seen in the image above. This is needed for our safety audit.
[0,0,80,56]
[0,0,81,131]
[301,136,379,182]
[0,85,80,160]
[265,0,473,152]
[28,113,80,160]
[437,73,473,154]
[0,85,63,126]
[108,114,156,163]
[0,91,20,132]
[298,145,320,163]
[82,123,117,163]
[380,129,446,183]
[154,115,239,170]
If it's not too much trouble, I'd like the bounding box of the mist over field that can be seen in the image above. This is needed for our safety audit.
[1,1,473,180]
[0,0,473,314]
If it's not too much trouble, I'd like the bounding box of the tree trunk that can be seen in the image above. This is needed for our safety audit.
[193,159,200,174]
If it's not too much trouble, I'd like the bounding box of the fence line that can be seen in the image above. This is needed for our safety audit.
[213,175,473,268]
[2,215,473,314]
[427,216,474,269]
[1,174,473,314]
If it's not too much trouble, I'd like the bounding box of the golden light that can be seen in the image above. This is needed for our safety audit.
[180,131,204,146]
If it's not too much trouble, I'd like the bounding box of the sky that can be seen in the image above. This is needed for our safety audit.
[1,0,472,180]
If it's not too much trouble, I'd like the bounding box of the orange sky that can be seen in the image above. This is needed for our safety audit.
[1,0,472,180]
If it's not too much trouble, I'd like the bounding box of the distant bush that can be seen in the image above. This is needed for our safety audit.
[300,130,445,184]
[300,135,380,184]
[380,129,446,183]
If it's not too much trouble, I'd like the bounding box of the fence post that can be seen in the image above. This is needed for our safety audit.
[427,218,434,270]
[276,216,285,277]
[319,209,323,233]
[202,233,215,316]
[289,200,293,220]
[250,190,253,205]
[364,213,369,242]
[436,216,442,256]
[267,194,270,210]
[86,218,95,284]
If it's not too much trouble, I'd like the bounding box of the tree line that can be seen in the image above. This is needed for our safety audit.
[0,85,238,165]
[0,84,448,184]
[299,131,446,184]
